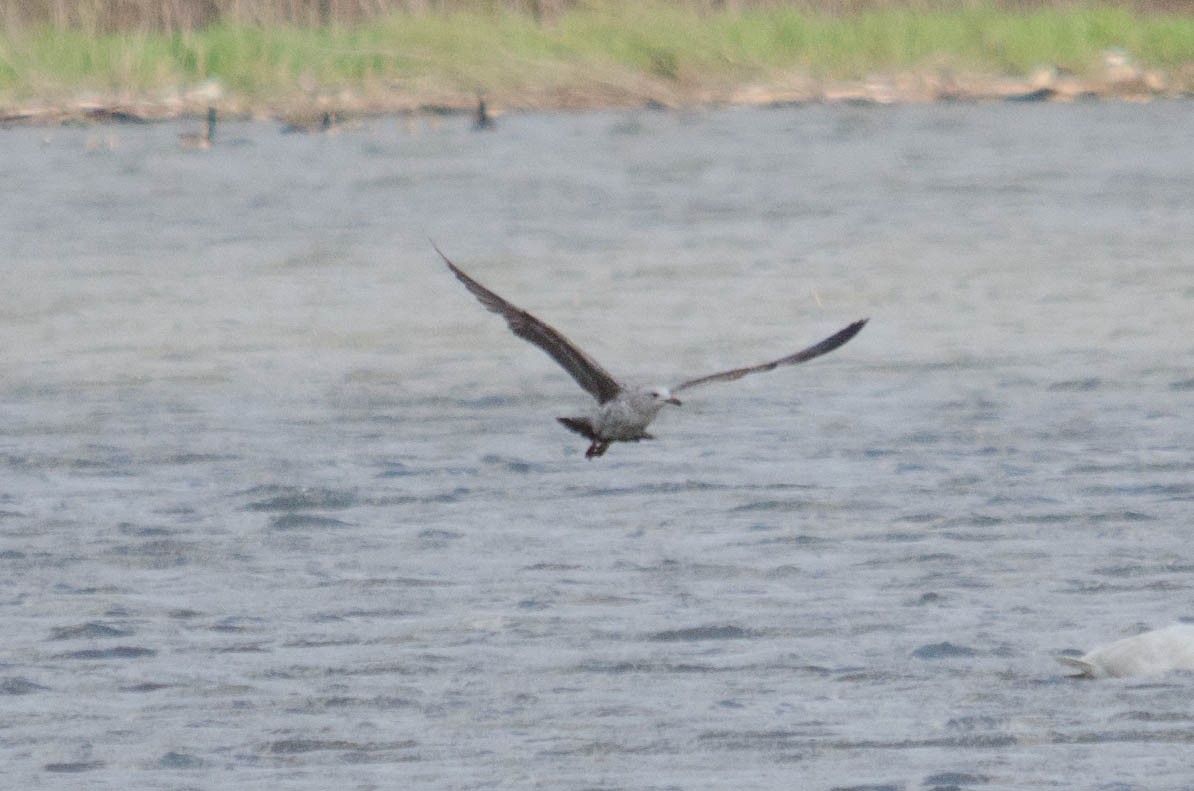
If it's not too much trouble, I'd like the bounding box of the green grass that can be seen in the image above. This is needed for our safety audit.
[3,2,1194,106]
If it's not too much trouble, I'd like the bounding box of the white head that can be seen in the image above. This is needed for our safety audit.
[647,386,682,407]
[623,386,683,422]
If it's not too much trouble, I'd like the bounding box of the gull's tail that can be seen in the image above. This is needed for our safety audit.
[558,417,611,459]
[557,417,598,440]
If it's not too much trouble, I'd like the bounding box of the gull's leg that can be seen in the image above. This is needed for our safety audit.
[585,440,610,459]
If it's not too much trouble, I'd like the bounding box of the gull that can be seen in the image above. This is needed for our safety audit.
[437,245,867,459]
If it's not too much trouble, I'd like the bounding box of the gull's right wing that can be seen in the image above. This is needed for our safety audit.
[436,244,623,404]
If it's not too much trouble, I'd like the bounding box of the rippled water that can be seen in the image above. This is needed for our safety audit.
[3,101,1194,789]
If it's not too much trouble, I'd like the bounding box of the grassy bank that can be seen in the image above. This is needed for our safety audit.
[3,2,1194,117]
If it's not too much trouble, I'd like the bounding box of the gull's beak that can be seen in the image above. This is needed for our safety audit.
[665,397,682,406]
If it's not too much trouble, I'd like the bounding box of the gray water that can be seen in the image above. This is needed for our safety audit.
[2,101,1194,790]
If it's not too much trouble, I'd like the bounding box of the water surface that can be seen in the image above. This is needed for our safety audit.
[2,101,1194,789]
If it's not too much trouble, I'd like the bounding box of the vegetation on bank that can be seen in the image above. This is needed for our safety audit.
[2,1,1194,113]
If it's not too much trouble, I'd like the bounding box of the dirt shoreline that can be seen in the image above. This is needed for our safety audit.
[1,65,1187,125]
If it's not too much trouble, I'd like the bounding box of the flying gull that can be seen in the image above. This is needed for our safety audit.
[437,244,867,459]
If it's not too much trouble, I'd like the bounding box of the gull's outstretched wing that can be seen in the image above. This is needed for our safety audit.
[672,319,867,394]
[436,244,623,404]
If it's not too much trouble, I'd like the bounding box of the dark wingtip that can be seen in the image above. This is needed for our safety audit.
[797,317,868,364]
[431,240,469,282]
[430,238,451,265]
[841,318,869,341]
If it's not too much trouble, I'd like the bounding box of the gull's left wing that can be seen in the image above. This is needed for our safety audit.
[672,318,867,394]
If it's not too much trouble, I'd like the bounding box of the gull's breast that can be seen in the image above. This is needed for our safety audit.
[594,396,656,440]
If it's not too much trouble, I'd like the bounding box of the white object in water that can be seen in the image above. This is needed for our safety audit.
[1057,624,1194,678]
